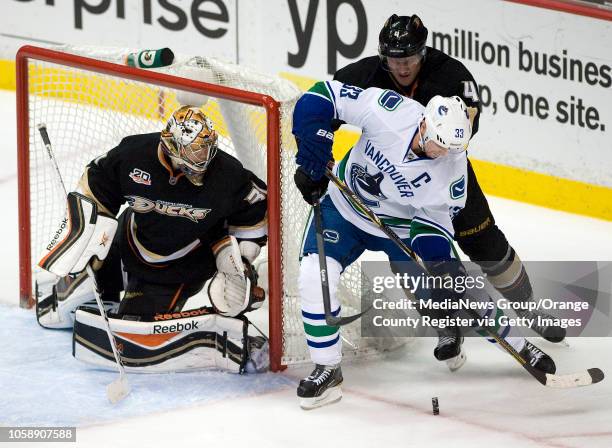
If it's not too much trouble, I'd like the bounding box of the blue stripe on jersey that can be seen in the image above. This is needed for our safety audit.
[411,233,452,262]
[302,308,341,320]
[325,81,338,119]
[307,335,340,348]
[411,216,454,240]
[292,90,335,138]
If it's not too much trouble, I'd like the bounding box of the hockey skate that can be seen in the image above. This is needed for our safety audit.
[297,364,343,410]
[434,327,466,372]
[517,309,566,343]
[245,336,270,373]
[520,340,556,374]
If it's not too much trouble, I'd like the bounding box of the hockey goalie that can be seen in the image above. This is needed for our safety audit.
[35,105,269,374]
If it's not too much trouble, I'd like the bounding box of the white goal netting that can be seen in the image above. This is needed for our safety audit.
[19,45,408,367]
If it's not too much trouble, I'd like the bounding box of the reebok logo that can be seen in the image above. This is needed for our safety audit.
[153,320,200,334]
[46,218,68,251]
[129,168,152,185]
[154,308,212,321]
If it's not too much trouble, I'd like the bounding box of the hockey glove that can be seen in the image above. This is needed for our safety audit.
[236,240,262,265]
[294,125,334,180]
[294,167,330,205]
[209,236,265,317]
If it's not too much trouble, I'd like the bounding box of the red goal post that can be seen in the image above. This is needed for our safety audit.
[16,45,405,373]
[15,45,286,370]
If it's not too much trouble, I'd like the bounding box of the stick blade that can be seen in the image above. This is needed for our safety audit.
[107,375,131,404]
[325,306,373,327]
[587,367,605,384]
[545,368,605,389]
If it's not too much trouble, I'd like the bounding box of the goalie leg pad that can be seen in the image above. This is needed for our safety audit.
[36,242,122,329]
[73,307,267,373]
[245,335,270,373]
[36,270,95,329]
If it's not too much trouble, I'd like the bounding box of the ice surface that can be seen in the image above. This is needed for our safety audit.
[1,89,612,448]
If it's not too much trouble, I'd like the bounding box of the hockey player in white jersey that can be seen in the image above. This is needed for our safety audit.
[292,81,556,409]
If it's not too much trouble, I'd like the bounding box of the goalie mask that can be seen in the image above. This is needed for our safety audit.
[161,106,218,185]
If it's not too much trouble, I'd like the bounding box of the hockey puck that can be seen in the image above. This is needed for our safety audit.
[432,397,439,415]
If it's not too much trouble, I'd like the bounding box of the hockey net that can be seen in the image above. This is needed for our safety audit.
[17,45,407,371]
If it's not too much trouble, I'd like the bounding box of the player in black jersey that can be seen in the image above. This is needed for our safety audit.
[37,106,270,373]
[78,105,268,317]
[81,106,268,316]
[332,15,565,362]
[38,105,267,322]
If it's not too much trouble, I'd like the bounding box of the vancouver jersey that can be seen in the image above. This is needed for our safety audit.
[296,80,467,243]
[79,132,267,284]
[333,48,481,135]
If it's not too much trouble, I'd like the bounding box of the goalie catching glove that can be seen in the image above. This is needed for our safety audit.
[38,192,117,276]
[208,236,265,317]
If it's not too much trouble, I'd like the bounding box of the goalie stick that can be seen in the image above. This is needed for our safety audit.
[326,168,604,389]
[38,124,131,403]
[85,264,131,403]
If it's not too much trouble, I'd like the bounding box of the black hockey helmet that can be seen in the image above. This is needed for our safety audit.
[378,14,428,59]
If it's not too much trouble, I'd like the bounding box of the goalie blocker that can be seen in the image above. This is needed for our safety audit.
[73,306,269,373]
[36,192,118,328]
[39,192,117,277]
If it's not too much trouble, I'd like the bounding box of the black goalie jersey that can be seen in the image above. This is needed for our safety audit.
[79,132,267,284]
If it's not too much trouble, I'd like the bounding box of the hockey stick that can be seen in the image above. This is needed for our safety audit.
[38,124,131,403]
[37,124,68,195]
[312,192,371,327]
[326,168,604,388]
[85,264,131,403]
